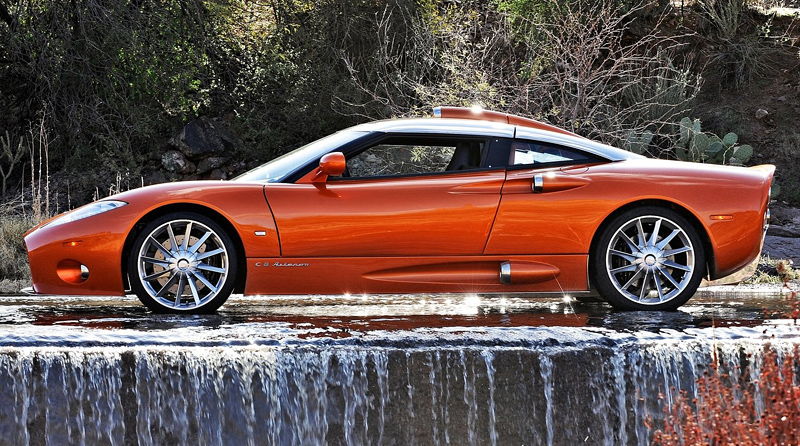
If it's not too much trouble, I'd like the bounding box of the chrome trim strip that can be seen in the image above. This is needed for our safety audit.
[500,261,512,284]
[533,174,544,193]
[433,107,442,118]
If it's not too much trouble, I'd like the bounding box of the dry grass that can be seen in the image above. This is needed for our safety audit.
[747,256,799,284]
[0,201,35,292]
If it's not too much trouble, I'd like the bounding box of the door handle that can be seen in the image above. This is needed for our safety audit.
[532,172,590,194]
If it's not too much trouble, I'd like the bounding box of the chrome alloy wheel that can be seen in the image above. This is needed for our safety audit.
[136,219,229,310]
[605,215,695,305]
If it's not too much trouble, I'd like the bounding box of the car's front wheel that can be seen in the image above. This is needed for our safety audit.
[128,212,238,313]
[592,206,705,311]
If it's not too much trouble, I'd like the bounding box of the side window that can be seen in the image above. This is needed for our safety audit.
[511,141,595,166]
[347,138,485,178]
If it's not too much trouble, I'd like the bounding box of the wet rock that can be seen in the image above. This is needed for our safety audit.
[170,117,231,159]
[161,150,195,174]
[196,156,228,174]
[755,108,769,120]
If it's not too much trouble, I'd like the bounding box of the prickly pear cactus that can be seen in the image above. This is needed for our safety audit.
[624,130,654,155]
[673,117,755,166]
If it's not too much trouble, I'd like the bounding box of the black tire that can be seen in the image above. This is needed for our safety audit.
[128,212,238,313]
[592,206,705,311]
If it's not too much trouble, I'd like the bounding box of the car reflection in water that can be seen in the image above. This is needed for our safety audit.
[0,291,786,338]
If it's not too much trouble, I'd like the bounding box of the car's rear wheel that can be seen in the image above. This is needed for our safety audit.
[592,206,705,311]
[128,212,238,313]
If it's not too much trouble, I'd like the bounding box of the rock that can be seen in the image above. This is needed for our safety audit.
[769,203,800,226]
[170,117,230,159]
[161,150,195,174]
[208,169,227,180]
[767,225,800,238]
[763,235,800,261]
[227,161,247,173]
[143,171,168,186]
[755,108,769,120]
[777,95,788,102]
[196,156,229,174]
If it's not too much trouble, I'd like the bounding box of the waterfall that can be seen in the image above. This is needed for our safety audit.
[0,325,797,445]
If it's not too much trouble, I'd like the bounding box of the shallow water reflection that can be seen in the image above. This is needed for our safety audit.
[0,289,795,346]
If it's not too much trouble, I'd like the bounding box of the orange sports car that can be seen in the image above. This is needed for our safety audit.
[24,107,775,313]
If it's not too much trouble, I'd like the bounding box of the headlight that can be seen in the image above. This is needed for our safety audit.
[46,200,128,227]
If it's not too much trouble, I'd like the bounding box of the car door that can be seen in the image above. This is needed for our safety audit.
[264,135,505,257]
[484,139,606,255]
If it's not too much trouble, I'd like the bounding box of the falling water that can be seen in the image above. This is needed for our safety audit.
[0,326,797,445]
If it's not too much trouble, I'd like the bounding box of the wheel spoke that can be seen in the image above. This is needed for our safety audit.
[155,273,179,297]
[148,237,173,259]
[141,256,170,268]
[174,274,186,307]
[635,219,646,249]
[663,260,691,272]
[187,272,202,305]
[182,222,193,251]
[193,270,218,294]
[621,267,644,291]
[638,269,651,301]
[610,264,638,275]
[620,233,639,253]
[656,229,680,250]
[648,218,662,248]
[196,248,224,261]
[657,266,681,288]
[188,231,212,254]
[143,268,171,282]
[197,263,226,274]
[610,249,636,262]
[166,224,179,254]
[654,272,665,302]
[663,246,692,257]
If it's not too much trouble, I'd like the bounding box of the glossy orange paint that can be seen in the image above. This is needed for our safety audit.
[312,151,346,183]
[485,159,773,279]
[25,182,277,295]
[244,255,587,295]
[436,106,581,138]
[264,170,506,257]
[23,109,775,303]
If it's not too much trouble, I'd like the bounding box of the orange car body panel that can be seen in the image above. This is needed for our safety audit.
[244,255,587,295]
[25,182,277,295]
[486,160,772,279]
[264,170,505,257]
[24,112,775,298]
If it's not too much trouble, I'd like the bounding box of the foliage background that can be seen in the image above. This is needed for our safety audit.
[0,0,798,208]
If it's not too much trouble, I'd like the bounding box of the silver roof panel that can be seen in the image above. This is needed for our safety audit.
[349,118,516,139]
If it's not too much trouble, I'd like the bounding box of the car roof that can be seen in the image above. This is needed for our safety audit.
[348,117,641,162]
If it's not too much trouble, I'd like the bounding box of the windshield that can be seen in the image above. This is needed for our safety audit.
[233,130,368,183]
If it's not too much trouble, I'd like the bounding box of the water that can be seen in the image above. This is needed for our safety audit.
[0,291,797,445]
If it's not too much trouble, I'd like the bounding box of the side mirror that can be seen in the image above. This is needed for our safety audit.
[313,152,346,182]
